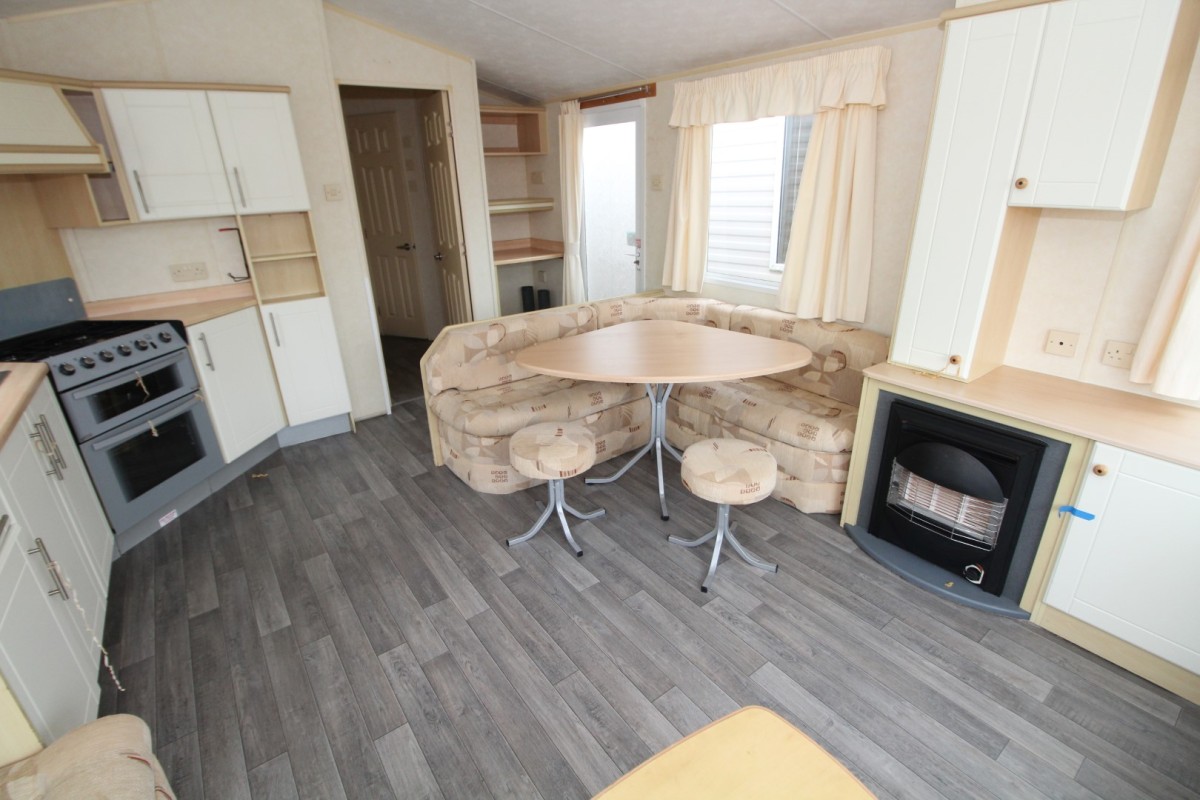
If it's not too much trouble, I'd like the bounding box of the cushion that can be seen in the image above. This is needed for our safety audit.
[728,307,889,407]
[510,423,597,480]
[429,375,645,437]
[594,296,735,329]
[674,377,857,453]
[681,439,777,506]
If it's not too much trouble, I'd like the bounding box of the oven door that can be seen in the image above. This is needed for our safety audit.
[79,392,222,532]
[60,349,197,441]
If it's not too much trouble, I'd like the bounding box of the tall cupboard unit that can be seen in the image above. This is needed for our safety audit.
[890,0,1199,381]
[0,378,112,745]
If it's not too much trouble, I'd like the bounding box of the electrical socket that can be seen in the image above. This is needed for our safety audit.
[170,262,208,282]
[537,270,547,283]
[1044,330,1079,357]
[323,183,344,202]
[650,174,664,191]
[1102,340,1137,369]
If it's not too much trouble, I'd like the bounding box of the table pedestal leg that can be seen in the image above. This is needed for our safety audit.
[586,383,681,519]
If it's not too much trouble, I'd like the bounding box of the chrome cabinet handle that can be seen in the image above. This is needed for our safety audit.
[199,332,215,371]
[38,414,67,470]
[30,421,64,481]
[132,168,150,214]
[269,313,281,347]
[27,537,70,601]
[0,514,9,542]
[233,166,247,208]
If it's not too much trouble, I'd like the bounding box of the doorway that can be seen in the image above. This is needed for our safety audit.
[340,85,471,405]
[581,102,645,300]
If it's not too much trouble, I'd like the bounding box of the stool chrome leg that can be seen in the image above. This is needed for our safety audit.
[508,478,605,558]
[670,502,778,592]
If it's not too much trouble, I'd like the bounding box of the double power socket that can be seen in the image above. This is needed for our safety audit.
[1045,329,1136,369]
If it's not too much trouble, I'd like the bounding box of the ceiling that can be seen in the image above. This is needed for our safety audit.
[0,0,954,102]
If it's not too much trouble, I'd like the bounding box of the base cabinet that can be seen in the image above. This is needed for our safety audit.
[1044,443,1200,674]
[190,307,286,462]
[0,377,111,744]
[261,297,352,426]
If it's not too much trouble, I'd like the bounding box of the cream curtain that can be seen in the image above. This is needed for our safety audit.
[1130,180,1200,400]
[663,46,889,320]
[559,100,586,304]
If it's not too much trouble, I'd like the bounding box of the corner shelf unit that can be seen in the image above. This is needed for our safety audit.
[240,211,325,303]
[492,237,564,266]
[480,105,547,156]
[489,196,554,215]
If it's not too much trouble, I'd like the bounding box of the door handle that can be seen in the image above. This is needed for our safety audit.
[233,167,248,208]
[397,243,416,251]
[37,414,68,471]
[27,538,69,601]
[199,332,216,371]
[132,168,150,214]
[269,313,281,347]
[434,252,444,261]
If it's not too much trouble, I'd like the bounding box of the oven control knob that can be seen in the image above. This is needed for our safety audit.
[99,349,114,362]
[58,362,76,376]
[117,344,132,356]
[80,356,96,369]
[158,331,173,343]
[135,339,150,351]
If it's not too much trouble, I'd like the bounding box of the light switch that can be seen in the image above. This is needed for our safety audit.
[324,183,345,202]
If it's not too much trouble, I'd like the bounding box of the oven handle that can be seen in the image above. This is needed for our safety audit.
[68,349,192,401]
[87,393,204,453]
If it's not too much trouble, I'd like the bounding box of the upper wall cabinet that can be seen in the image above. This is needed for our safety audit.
[1009,0,1199,211]
[0,77,106,174]
[102,88,309,222]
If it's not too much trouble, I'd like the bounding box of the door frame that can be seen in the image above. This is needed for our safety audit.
[581,100,646,296]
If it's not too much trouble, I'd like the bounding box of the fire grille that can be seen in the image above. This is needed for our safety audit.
[886,461,1007,551]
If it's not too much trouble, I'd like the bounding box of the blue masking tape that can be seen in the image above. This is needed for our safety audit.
[1058,505,1096,521]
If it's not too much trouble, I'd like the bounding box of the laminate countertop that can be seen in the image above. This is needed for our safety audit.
[84,285,258,327]
[0,362,49,449]
[866,363,1200,470]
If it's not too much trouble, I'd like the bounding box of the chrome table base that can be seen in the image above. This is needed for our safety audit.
[586,383,681,520]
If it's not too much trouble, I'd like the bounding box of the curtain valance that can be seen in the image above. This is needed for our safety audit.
[669,46,891,128]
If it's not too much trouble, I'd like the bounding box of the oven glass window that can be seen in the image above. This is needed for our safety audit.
[110,412,203,500]
[88,365,185,425]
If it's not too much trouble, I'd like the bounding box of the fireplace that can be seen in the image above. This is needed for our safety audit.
[847,393,1069,617]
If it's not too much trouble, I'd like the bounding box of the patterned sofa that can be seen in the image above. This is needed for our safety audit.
[420,295,888,514]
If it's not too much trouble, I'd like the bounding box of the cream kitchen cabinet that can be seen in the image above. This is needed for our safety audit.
[261,296,352,426]
[1010,0,1196,210]
[1044,443,1200,674]
[101,88,308,222]
[890,6,1048,380]
[189,307,287,463]
[0,377,112,744]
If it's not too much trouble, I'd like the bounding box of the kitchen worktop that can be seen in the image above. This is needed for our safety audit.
[85,284,257,327]
[866,363,1200,470]
[0,362,49,448]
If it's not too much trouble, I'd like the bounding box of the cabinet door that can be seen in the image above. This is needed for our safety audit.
[890,6,1046,378]
[101,88,234,220]
[0,78,105,171]
[261,297,352,426]
[1010,0,1183,210]
[1045,443,1200,672]
[0,512,99,744]
[190,307,287,462]
[207,91,310,214]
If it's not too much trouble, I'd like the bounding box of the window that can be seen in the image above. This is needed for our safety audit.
[706,115,812,289]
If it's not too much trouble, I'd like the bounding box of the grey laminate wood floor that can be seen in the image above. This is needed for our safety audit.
[99,398,1200,800]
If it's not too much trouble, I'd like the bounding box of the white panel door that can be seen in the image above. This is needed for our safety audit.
[191,307,287,462]
[1010,0,1181,210]
[261,297,352,426]
[207,91,310,214]
[1045,443,1200,672]
[420,92,472,326]
[890,6,1047,378]
[101,88,234,220]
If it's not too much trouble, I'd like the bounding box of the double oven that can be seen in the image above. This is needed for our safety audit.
[0,280,222,533]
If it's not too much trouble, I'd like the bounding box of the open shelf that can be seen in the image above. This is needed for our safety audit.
[241,212,314,257]
[493,237,564,266]
[481,105,547,156]
[251,250,318,264]
[489,197,554,215]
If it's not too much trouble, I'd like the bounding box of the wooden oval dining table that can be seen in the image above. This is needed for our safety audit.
[516,319,812,519]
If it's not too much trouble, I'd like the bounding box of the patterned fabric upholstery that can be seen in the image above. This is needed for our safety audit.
[0,714,174,799]
[510,422,597,480]
[728,306,889,407]
[437,402,651,494]
[430,374,644,438]
[680,439,778,506]
[422,304,598,395]
[594,296,735,329]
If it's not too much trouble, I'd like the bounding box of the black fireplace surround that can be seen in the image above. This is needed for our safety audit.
[847,393,1069,617]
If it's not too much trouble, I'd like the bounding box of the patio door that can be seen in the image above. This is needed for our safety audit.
[582,103,644,300]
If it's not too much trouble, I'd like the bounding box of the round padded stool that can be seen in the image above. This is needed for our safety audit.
[671,438,779,592]
[507,422,605,556]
